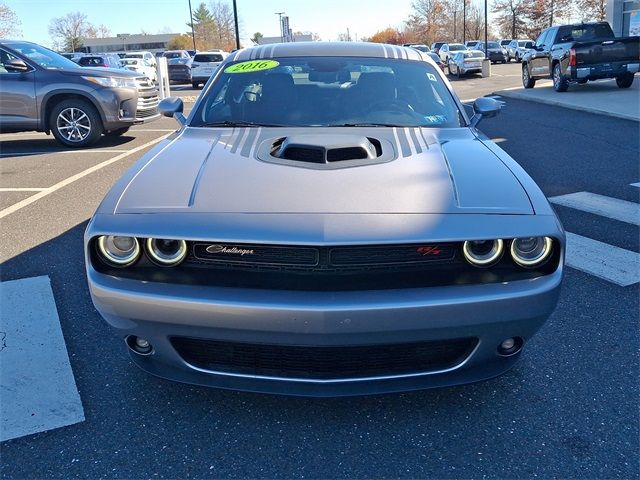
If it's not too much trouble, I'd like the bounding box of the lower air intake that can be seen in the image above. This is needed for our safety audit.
[171,337,478,380]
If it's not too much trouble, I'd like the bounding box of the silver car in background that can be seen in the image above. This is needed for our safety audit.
[448,50,485,78]
[86,42,564,397]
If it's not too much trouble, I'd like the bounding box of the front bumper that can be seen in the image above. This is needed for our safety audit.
[88,264,563,396]
[488,51,507,62]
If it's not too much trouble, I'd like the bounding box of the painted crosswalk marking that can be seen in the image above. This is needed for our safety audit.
[549,192,639,226]
[564,233,640,286]
[0,276,84,441]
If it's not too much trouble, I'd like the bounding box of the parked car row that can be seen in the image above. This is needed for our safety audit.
[57,49,228,86]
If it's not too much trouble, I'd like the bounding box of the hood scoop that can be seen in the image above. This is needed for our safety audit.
[262,134,393,170]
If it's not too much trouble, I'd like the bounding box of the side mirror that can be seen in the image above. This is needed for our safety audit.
[158,96,186,125]
[469,97,501,128]
[5,58,29,72]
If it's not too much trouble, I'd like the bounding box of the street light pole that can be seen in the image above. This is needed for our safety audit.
[463,0,466,44]
[188,0,196,51]
[275,12,285,43]
[484,0,488,58]
[232,0,240,50]
[453,11,457,41]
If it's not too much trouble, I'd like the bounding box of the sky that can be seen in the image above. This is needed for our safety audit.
[5,0,428,47]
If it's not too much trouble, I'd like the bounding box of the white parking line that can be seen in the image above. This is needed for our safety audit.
[631,182,640,188]
[0,149,129,157]
[0,134,170,219]
[0,276,85,441]
[565,232,640,286]
[549,192,640,226]
[0,188,48,192]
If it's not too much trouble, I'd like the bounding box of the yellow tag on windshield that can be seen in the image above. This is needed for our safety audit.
[225,60,280,74]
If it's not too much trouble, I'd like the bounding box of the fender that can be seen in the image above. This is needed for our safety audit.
[39,89,107,132]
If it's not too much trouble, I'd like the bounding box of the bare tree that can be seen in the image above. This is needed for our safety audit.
[576,0,606,21]
[492,0,528,39]
[406,0,448,45]
[0,3,21,37]
[210,1,237,51]
[48,12,95,52]
[524,0,572,36]
[465,4,487,41]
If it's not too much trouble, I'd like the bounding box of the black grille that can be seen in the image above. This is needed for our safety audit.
[190,242,455,270]
[281,146,325,163]
[170,337,478,379]
[193,243,318,266]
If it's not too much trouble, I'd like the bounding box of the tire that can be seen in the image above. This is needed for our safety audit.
[49,99,103,147]
[457,68,462,80]
[515,54,521,63]
[105,127,130,136]
[522,64,536,88]
[576,79,588,84]
[616,73,634,88]
[552,63,568,92]
[192,81,199,89]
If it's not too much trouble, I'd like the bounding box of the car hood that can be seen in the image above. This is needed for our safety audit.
[114,127,533,215]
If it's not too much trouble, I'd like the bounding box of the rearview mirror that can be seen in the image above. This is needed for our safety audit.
[469,97,501,128]
[158,96,186,125]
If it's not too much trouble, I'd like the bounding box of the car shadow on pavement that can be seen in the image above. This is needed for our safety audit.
[0,134,137,157]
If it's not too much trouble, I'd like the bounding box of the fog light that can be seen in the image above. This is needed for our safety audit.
[126,335,153,355]
[501,338,515,350]
[497,337,523,356]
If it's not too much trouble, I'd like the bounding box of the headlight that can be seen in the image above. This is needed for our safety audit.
[463,239,504,267]
[510,237,553,267]
[97,236,140,266]
[146,238,188,266]
[82,76,137,88]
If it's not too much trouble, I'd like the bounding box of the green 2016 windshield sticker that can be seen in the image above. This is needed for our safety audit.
[225,60,280,73]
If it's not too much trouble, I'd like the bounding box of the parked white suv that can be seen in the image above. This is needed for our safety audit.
[122,57,157,83]
[124,51,157,68]
[190,50,228,88]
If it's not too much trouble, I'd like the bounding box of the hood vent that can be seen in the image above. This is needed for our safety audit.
[259,134,395,170]
[273,135,381,164]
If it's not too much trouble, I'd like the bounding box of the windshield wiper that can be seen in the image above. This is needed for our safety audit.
[200,120,286,127]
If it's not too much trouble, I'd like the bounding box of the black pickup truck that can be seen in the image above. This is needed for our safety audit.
[522,22,639,92]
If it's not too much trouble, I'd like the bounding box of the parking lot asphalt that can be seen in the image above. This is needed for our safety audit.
[1,67,638,478]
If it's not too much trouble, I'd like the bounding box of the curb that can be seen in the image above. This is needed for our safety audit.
[493,88,640,122]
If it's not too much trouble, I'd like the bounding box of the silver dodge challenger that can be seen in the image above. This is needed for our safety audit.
[85,42,565,396]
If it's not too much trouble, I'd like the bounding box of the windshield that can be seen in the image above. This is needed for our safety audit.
[192,56,463,128]
[518,41,531,47]
[464,51,484,58]
[123,59,140,65]
[5,42,78,69]
[164,52,183,58]
[449,44,466,51]
[487,42,501,49]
